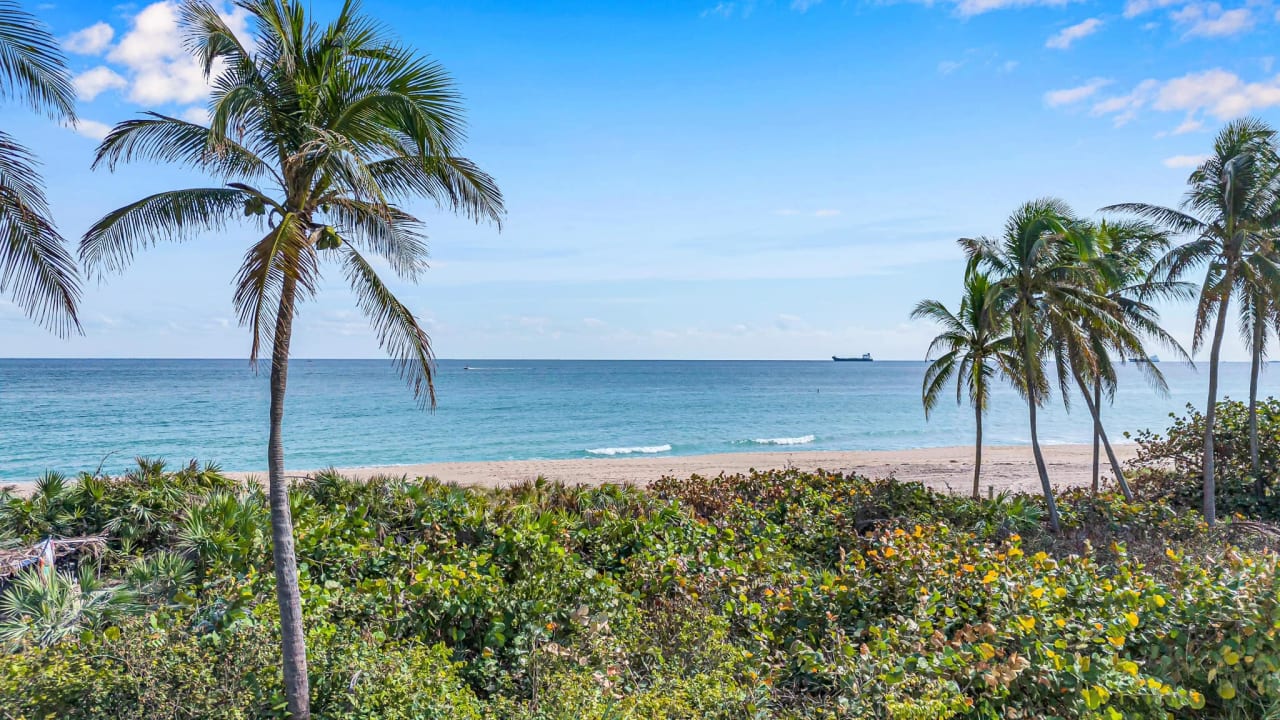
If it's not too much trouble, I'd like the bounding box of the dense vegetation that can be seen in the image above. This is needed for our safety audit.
[3,408,1280,719]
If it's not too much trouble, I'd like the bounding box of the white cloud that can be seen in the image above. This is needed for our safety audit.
[1172,3,1253,37]
[104,1,252,105]
[64,22,114,55]
[1084,69,1280,127]
[1043,77,1110,107]
[72,119,113,140]
[180,105,211,125]
[73,66,127,101]
[952,0,1076,17]
[1163,154,1209,168]
[1046,17,1102,49]
[1123,0,1181,17]
[1090,79,1158,125]
[1156,69,1280,118]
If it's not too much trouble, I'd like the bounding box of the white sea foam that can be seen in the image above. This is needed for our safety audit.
[586,444,673,456]
[750,435,815,446]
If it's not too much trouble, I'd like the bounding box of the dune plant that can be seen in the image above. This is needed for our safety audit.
[78,1,503,715]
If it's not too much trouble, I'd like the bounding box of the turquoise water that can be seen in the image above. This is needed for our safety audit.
[0,359,1270,481]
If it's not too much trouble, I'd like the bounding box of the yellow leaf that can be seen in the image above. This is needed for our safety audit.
[1016,616,1036,631]
[1219,681,1236,700]
[1189,690,1206,709]
[1224,649,1240,666]
[1119,660,1139,676]
[1125,611,1140,628]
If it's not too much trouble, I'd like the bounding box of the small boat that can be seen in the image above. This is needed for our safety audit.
[832,353,873,362]
[1127,355,1160,363]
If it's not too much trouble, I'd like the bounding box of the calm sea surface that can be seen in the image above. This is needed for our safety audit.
[0,359,1271,481]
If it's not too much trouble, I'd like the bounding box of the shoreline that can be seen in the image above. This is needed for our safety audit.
[224,443,1137,495]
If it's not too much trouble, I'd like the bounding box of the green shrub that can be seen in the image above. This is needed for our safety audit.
[1128,398,1280,520]
[3,457,1279,719]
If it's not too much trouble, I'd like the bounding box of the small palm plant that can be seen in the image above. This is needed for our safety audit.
[0,565,133,650]
[78,2,503,716]
[0,0,81,333]
[912,271,1017,498]
[1106,118,1280,525]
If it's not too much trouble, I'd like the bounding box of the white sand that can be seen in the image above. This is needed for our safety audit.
[230,443,1136,495]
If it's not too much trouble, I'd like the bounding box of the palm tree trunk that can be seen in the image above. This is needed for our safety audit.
[1075,374,1133,501]
[973,405,983,499]
[1091,379,1101,495]
[1249,311,1263,497]
[1203,278,1234,527]
[1023,347,1060,532]
[268,276,311,720]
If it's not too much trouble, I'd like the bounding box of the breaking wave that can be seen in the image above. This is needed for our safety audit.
[749,435,815,446]
[586,444,673,456]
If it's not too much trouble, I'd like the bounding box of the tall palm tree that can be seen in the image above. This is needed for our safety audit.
[1105,118,1280,525]
[1074,219,1189,498]
[0,0,81,334]
[912,272,1017,498]
[1235,245,1280,494]
[79,2,503,717]
[961,198,1131,532]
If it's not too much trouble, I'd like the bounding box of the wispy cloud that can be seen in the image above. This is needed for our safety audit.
[1087,69,1280,126]
[951,0,1078,18]
[1163,154,1209,168]
[1043,77,1110,107]
[776,209,842,217]
[1046,17,1102,49]
[72,119,113,140]
[1172,2,1253,37]
[1123,0,1181,18]
[791,0,823,11]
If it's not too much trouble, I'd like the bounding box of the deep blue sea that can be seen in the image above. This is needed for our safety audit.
[0,359,1271,481]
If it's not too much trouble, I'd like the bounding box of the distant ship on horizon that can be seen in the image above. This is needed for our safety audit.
[832,353,874,362]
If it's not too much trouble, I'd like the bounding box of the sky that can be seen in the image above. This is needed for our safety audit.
[4,0,1280,360]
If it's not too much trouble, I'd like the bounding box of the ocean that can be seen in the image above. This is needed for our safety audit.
[0,358,1269,482]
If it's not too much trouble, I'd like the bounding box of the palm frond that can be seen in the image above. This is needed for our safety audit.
[232,213,318,363]
[0,0,75,120]
[0,131,79,335]
[80,188,249,276]
[340,242,436,408]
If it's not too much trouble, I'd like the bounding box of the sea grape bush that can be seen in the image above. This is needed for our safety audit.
[1,459,1279,718]
[1128,398,1280,520]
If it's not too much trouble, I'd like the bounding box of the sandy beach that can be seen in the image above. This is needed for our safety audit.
[229,443,1137,495]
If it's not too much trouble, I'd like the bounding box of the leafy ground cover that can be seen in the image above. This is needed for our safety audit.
[2,413,1279,718]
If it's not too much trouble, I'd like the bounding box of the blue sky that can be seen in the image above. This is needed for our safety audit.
[5,0,1279,360]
